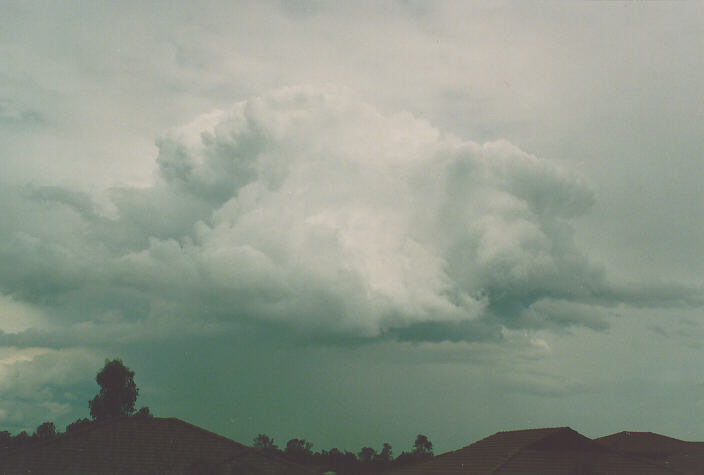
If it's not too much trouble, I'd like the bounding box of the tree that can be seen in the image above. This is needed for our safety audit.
[376,442,393,463]
[135,406,153,418]
[89,359,139,421]
[253,433,278,452]
[35,422,57,440]
[357,446,377,463]
[318,448,357,473]
[66,417,93,433]
[284,438,313,464]
[412,434,433,458]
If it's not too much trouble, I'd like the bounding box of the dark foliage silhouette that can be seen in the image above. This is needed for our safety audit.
[377,442,393,463]
[89,359,138,421]
[253,433,278,452]
[285,438,314,464]
[358,446,376,463]
[66,417,93,433]
[271,436,428,474]
[412,433,433,458]
[34,422,56,440]
[135,406,152,418]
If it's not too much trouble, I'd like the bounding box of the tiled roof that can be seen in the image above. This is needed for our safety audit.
[387,427,678,474]
[597,431,704,475]
[665,447,704,475]
[595,432,691,457]
[0,416,312,475]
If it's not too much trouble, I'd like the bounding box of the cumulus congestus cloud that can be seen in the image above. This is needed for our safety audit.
[0,86,699,344]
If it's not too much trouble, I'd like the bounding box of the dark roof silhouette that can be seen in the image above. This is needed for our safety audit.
[596,431,691,458]
[597,431,704,475]
[0,416,313,474]
[387,427,678,474]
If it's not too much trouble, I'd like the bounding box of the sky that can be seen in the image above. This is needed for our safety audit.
[1,0,703,455]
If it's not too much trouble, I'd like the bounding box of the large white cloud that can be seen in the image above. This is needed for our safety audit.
[0,86,699,343]
[103,86,601,337]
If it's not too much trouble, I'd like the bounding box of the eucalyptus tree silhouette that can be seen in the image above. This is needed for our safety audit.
[412,434,433,458]
[89,359,139,421]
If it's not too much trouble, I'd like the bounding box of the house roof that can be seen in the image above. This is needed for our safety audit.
[595,431,692,457]
[0,416,312,475]
[387,427,678,474]
[597,431,704,474]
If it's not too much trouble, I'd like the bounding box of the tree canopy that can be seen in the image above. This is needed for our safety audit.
[34,422,56,440]
[89,359,139,421]
[253,433,278,451]
[412,434,433,458]
[377,442,393,463]
[250,433,430,474]
[65,418,92,433]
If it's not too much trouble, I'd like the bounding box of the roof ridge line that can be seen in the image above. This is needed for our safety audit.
[496,426,570,434]
[488,440,529,474]
[488,427,581,474]
[160,418,315,471]
[597,430,689,443]
[155,417,251,450]
[432,426,575,469]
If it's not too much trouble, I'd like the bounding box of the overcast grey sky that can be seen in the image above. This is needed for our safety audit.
[1,0,703,453]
